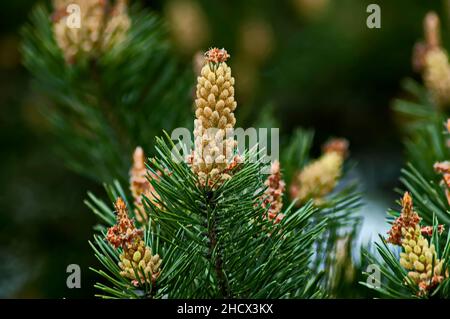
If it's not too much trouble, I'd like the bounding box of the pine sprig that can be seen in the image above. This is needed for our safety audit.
[400,163,450,226]
[21,4,193,183]
[393,78,449,181]
[362,216,450,298]
[87,134,328,298]
[364,43,450,296]
[391,76,450,228]
[281,128,363,295]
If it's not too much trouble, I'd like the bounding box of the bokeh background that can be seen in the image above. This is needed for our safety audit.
[0,0,447,298]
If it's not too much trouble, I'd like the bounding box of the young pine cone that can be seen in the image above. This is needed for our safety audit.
[412,12,440,73]
[129,147,160,224]
[423,47,450,107]
[261,160,285,224]
[106,197,162,286]
[52,0,130,63]
[400,226,446,296]
[387,192,447,296]
[412,12,450,107]
[191,48,239,188]
[118,239,162,287]
[387,192,421,246]
[290,138,347,205]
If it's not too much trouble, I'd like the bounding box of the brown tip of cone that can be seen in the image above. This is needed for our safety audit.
[424,11,440,48]
[133,146,145,169]
[204,47,230,63]
[402,191,412,207]
[322,138,349,157]
[114,197,127,212]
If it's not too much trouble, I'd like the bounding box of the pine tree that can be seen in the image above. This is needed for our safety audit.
[21,0,193,183]
[87,48,362,298]
[363,11,450,298]
[21,1,363,299]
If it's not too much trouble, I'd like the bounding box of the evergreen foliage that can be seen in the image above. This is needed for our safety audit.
[21,3,193,183]
[21,1,364,299]
[363,11,450,298]
[87,135,328,298]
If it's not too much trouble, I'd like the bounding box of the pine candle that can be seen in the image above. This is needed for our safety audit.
[191,48,239,189]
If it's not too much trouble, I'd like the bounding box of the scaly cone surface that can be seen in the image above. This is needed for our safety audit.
[290,138,348,205]
[387,192,447,296]
[106,197,162,286]
[191,48,239,188]
[261,160,286,224]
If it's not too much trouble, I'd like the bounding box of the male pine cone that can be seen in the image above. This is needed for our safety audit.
[387,192,447,296]
[414,12,450,107]
[129,147,160,224]
[261,160,285,224]
[192,48,238,188]
[399,225,445,295]
[290,138,348,205]
[118,239,162,287]
[52,0,130,63]
[424,48,450,107]
[106,197,162,286]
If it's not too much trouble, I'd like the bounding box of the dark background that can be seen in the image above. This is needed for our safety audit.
[0,0,444,297]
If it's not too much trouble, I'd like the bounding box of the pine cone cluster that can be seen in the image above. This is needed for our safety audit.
[118,239,162,287]
[106,197,162,286]
[290,138,347,205]
[412,12,440,72]
[261,160,285,224]
[130,147,160,223]
[423,48,450,106]
[191,48,239,188]
[388,192,447,296]
[413,12,450,107]
[387,192,421,246]
[106,197,143,249]
[52,0,130,63]
[400,226,445,295]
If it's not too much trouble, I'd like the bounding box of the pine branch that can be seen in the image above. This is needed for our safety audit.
[366,20,450,295]
[86,134,333,298]
[281,128,363,295]
[21,3,193,183]
[362,224,450,298]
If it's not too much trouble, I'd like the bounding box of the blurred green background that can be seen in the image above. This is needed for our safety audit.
[0,0,446,297]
